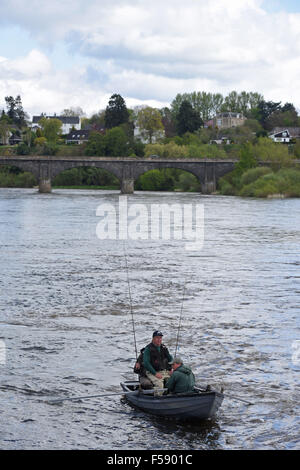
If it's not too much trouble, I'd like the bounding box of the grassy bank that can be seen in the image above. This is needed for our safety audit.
[219,167,300,197]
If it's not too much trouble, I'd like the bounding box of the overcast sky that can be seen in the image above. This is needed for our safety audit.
[0,0,300,117]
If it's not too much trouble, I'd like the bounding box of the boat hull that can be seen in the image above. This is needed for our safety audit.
[121,381,223,421]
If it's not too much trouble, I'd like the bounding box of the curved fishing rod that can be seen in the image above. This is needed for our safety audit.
[123,245,138,361]
[174,279,187,358]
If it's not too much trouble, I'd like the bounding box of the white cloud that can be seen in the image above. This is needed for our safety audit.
[1,0,300,115]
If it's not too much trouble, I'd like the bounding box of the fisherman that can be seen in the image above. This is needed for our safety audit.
[165,356,195,394]
[133,348,153,390]
[142,330,173,394]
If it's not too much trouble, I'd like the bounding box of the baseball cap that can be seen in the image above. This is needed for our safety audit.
[153,330,163,337]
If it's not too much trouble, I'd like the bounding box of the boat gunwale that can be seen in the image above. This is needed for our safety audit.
[120,381,224,401]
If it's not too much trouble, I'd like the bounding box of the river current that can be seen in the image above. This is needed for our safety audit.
[0,188,299,450]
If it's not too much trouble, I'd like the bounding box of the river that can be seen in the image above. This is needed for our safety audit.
[0,188,299,450]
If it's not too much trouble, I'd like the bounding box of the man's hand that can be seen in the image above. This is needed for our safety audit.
[155,372,163,379]
[135,362,140,370]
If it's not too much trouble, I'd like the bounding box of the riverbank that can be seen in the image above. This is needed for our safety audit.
[219,167,300,198]
[0,164,299,197]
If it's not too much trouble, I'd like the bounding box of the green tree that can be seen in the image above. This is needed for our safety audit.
[136,107,164,143]
[104,127,128,156]
[85,131,106,156]
[105,94,129,129]
[254,137,292,170]
[256,100,282,129]
[0,120,10,145]
[176,101,202,136]
[38,117,62,143]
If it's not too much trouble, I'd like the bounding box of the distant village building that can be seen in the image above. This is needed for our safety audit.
[210,136,231,145]
[31,115,81,134]
[9,132,22,145]
[268,127,300,143]
[205,112,246,129]
[65,129,90,144]
[214,112,246,129]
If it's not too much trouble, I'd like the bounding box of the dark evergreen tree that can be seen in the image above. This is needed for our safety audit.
[257,100,281,129]
[5,95,27,128]
[104,94,129,129]
[176,100,203,136]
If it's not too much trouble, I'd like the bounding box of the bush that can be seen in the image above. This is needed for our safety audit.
[144,141,188,159]
[240,167,272,186]
[176,172,201,192]
[218,178,237,195]
[0,171,36,187]
[34,137,47,147]
[17,143,30,155]
[42,142,59,155]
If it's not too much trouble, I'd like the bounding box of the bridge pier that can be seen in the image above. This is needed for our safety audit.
[39,178,52,193]
[201,180,216,194]
[38,161,52,193]
[121,178,134,194]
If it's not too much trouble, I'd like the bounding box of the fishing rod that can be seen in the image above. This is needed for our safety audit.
[174,279,187,358]
[123,244,138,361]
[47,388,168,404]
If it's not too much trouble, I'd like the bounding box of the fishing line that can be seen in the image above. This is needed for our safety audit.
[174,278,187,358]
[123,243,138,361]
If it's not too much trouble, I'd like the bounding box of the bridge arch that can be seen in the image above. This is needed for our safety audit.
[0,161,40,180]
[134,167,202,192]
[51,161,122,182]
[51,164,121,188]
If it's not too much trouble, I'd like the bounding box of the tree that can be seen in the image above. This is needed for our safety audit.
[159,107,177,138]
[38,117,62,143]
[104,127,128,156]
[85,127,128,156]
[85,131,106,156]
[0,121,10,145]
[256,100,282,129]
[136,107,164,143]
[105,94,129,129]
[176,101,202,136]
[5,95,27,128]
[60,107,85,117]
[264,102,299,130]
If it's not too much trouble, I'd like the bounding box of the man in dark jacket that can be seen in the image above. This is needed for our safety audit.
[143,330,173,394]
[165,356,195,394]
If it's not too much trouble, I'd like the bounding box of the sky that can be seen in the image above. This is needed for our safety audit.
[0,0,300,118]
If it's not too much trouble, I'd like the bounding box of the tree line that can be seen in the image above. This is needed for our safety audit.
[1,91,300,197]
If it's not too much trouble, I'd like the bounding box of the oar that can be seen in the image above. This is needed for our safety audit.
[223,394,254,406]
[194,386,254,406]
[47,388,168,404]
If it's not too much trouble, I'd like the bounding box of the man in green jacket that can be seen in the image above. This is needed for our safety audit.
[143,330,173,394]
[165,357,195,394]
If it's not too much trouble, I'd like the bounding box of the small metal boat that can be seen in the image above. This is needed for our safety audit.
[120,381,224,421]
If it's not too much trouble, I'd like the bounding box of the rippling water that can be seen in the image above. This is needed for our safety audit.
[0,188,299,450]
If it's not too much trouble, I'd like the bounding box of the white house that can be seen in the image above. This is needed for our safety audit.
[32,115,81,134]
[268,129,291,143]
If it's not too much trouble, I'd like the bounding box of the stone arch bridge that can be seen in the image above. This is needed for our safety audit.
[0,156,237,194]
